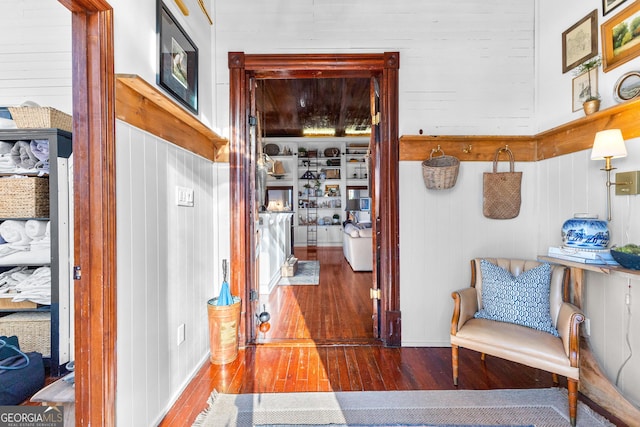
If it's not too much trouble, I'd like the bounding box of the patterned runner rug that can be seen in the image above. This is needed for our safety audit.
[192,388,613,427]
[278,260,320,285]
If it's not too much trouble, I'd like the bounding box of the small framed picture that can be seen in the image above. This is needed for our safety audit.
[602,1,640,72]
[562,10,599,74]
[603,0,628,16]
[613,71,640,101]
[359,197,371,212]
[572,69,598,111]
[157,1,198,113]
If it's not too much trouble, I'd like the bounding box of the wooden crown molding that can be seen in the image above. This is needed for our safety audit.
[400,98,640,162]
[115,74,228,162]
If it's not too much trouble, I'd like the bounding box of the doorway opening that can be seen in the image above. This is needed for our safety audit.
[228,52,401,347]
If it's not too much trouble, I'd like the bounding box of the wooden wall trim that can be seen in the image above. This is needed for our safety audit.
[536,98,640,160]
[61,1,117,425]
[229,52,401,347]
[400,135,537,162]
[400,98,640,162]
[115,74,228,162]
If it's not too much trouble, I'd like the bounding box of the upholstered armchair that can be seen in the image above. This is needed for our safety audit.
[450,258,584,426]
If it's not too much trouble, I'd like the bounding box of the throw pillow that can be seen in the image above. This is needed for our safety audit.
[474,260,559,336]
[344,223,360,238]
[358,228,372,238]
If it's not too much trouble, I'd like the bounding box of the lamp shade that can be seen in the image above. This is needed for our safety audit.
[591,129,627,160]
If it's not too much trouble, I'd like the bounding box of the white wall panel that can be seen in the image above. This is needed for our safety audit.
[214,0,536,137]
[400,160,540,346]
[108,0,216,128]
[115,120,230,426]
[0,0,71,112]
[536,0,640,131]
[537,140,640,406]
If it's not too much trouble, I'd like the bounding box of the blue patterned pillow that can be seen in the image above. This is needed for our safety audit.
[474,260,559,336]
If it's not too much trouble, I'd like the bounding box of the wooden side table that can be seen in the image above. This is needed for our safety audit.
[539,256,640,426]
[30,373,75,427]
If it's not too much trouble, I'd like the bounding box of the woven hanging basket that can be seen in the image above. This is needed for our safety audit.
[421,146,460,190]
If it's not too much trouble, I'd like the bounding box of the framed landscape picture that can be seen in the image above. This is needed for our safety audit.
[157,1,199,113]
[562,10,599,73]
[602,1,640,72]
[603,0,628,16]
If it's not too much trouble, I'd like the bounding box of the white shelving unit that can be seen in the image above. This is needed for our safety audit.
[263,137,369,247]
[0,128,72,376]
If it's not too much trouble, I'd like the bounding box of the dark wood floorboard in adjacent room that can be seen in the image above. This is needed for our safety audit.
[158,247,625,427]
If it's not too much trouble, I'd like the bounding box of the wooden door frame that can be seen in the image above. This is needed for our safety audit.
[59,0,116,425]
[228,52,401,346]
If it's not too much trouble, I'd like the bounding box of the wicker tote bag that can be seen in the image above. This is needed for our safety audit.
[483,147,522,219]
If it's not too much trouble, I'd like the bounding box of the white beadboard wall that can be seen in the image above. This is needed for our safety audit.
[0,0,71,113]
[213,0,536,137]
[115,120,230,426]
[399,138,640,405]
[537,141,640,406]
[400,160,542,348]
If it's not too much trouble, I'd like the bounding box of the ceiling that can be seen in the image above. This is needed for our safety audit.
[256,78,372,138]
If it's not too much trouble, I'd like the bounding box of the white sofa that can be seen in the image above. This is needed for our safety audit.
[342,223,373,271]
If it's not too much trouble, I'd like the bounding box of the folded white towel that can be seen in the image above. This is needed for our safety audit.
[0,141,14,155]
[13,266,51,305]
[25,220,48,240]
[0,220,31,245]
[9,140,38,169]
[0,266,28,289]
[0,243,26,257]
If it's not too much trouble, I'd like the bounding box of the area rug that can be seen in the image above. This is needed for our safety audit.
[278,261,320,285]
[192,388,614,427]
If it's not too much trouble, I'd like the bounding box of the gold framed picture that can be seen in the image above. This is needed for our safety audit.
[602,1,640,72]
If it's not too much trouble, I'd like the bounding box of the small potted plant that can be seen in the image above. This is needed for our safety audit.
[575,56,602,115]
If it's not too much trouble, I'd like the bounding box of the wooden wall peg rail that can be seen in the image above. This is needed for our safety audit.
[400,98,640,162]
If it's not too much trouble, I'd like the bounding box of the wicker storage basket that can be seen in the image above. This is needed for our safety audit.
[0,312,50,357]
[7,107,72,132]
[0,177,49,218]
[422,147,460,190]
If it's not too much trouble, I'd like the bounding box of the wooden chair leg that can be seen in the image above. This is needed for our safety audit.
[552,373,559,386]
[568,378,578,427]
[451,345,459,386]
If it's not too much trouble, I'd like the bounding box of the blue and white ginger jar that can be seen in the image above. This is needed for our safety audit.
[561,214,609,249]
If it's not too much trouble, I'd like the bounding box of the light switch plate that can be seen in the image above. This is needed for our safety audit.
[615,171,640,195]
[176,186,195,206]
[177,323,185,345]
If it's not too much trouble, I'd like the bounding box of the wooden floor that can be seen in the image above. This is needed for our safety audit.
[159,247,624,427]
[256,247,374,343]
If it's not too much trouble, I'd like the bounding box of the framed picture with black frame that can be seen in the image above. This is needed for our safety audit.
[603,0,628,16]
[157,1,198,114]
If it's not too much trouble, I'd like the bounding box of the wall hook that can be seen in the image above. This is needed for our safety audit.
[462,144,472,154]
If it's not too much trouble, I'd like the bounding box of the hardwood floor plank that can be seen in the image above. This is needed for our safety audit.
[158,248,624,426]
[295,347,309,392]
[259,247,374,343]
